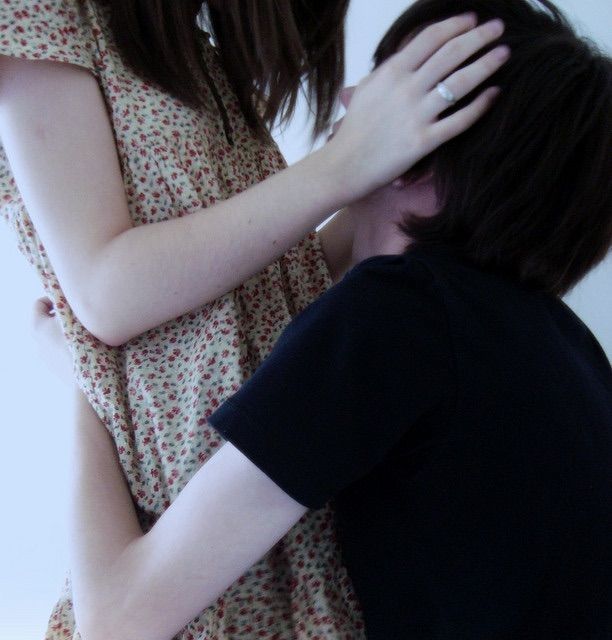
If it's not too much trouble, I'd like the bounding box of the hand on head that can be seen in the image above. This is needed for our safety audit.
[325,13,508,200]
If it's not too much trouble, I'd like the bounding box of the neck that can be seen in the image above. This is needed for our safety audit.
[349,205,411,267]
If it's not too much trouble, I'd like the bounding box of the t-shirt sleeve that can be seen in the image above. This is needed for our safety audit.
[0,0,98,74]
[208,255,453,509]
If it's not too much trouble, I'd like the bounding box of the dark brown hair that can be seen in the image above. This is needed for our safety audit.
[375,0,612,296]
[95,0,349,141]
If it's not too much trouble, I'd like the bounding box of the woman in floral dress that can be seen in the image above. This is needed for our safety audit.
[0,1,500,638]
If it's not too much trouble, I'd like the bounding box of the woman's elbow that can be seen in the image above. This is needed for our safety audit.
[74,298,133,347]
[90,319,132,348]
[63,259,140,347]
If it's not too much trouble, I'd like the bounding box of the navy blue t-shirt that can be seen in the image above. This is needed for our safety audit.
[209,246,612,639]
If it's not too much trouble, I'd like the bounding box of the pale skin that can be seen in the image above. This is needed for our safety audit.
[0,13,505,345]
[65,169,439,640]
[22,13,510,640]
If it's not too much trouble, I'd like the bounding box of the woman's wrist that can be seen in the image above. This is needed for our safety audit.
[301,141,368,214]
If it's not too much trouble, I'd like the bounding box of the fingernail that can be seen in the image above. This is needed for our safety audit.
[496,45,511,60]
[486,18,505,35]
[460,12,478,23]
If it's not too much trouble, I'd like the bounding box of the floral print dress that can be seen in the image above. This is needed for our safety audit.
[0,1,366,638]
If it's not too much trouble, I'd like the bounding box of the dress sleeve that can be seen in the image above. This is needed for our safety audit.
[0,0,98,74]
[208,255,454,509]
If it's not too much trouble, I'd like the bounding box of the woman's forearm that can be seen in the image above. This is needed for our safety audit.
[2,12,499,347]
[88,146,353,346]
[68,390,143,636]
[69,391,306,640]
[0,57,355,348]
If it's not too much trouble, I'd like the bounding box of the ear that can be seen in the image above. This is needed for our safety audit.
[391,169,440,220]
[392,176,409,189]
[396,169,435,189]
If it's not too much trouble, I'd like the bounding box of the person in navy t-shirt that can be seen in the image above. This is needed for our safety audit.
[209,1,612,637]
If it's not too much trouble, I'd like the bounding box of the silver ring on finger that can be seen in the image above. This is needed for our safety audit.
[436,81,457,105]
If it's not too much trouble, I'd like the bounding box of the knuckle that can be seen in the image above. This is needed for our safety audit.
[443,39,463,59]
[384,58,404,82]
[477,23,496,43]
[424,21,442,36]
[425,21,447,42]
[448,15,470,30]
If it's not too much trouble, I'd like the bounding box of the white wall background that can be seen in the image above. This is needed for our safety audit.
[0,1,610,639]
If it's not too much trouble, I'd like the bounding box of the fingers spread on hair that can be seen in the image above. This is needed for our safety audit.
[432,86,501,143]
[394,13,478,73]
[417,19,505,90]
[425,45,510,116]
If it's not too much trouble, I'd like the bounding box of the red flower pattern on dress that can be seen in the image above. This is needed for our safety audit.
[0,1,365,638]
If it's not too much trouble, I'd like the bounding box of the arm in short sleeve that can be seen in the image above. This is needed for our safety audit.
[0,0,98,74]
[209,255,453,509]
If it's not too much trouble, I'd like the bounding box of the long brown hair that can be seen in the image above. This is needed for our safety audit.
[95,0,349,141]
[375,0,612,297]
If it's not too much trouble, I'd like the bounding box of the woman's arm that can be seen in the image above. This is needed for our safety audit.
[0,55,353,346]
[69,391,306,640]
[26,298,304,638]
[0,14,504,345]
